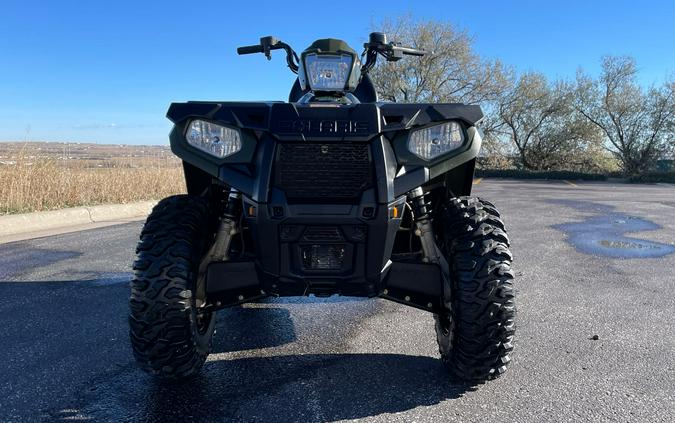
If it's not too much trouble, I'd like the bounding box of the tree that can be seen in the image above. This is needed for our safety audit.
[574,56,675,175]
[497,72,564,170]
[496,72,603,171]
[369,17,509,104]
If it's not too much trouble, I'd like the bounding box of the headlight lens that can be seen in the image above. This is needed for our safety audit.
[304,53,353,91]
[408,121,465,160]
[186,120,242,158]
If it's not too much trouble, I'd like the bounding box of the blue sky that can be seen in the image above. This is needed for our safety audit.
[1,0,674,145]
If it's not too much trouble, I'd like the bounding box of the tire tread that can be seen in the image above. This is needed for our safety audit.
[436,196,516,382]
[129,195,214,379]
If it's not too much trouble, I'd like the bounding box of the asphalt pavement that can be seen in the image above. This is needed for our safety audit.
[1,179,674,422]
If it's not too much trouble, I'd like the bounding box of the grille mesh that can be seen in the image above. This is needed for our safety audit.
[275,143,373,203]
[303,226,343,241]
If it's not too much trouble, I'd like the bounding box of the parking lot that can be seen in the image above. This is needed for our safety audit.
[1,179,674,422]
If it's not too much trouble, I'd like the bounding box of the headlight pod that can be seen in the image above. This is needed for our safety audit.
[186,120,242,158]
[407,121,465,160]
[304,53,353,91]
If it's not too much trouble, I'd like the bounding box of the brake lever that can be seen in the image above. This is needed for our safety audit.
[259,36,280,60]
[254,36,299,72]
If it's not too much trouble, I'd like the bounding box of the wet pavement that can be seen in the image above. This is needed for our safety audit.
[551,199,675,258]
[1,179,674,422]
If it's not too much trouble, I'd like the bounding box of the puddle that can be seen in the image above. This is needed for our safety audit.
[551,200,675,259]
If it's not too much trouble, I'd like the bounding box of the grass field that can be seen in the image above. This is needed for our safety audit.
[0,142,186,214]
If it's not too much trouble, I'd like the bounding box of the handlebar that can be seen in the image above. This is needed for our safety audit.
[236,36,299,73]
[237,45,265,55]
[361,32,426,74]
[395,46,425,57]
[236,33,425,77]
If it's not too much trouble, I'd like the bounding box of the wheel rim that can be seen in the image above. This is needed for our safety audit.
[196,309,214,335]
[439,313,452,336]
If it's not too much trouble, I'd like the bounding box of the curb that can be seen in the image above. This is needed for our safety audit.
[0,201,157,238]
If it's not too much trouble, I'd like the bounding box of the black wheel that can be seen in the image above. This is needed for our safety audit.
[129,195,217,379]
[435,196,516,382]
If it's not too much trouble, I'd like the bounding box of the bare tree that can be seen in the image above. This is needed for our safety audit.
[370,17,509,104]
[496,72,602,170]
[574,56,675,175]
[497,72,562,170]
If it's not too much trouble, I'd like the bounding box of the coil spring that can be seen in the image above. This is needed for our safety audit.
[408,188,433,221]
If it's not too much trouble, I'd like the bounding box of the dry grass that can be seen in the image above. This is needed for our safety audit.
[0,143,186,215]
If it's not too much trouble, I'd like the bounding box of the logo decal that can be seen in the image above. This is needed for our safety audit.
[278,119,369,135]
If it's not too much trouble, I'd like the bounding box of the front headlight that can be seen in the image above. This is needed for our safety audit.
[304,53,353,91]
[186,120,242,158]
[408,121,465,160]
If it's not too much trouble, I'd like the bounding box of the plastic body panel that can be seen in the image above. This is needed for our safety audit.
[167,101,483,199]
[167,100,483,300]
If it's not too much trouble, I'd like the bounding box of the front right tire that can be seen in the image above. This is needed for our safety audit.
[129,195,216,379]
[435,197,516,382]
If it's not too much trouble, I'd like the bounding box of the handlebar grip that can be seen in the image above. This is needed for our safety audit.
[399,47,426,56]
[237,45,264,55]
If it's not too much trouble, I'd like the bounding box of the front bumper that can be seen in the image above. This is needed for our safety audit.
[205,193,445,313]
[237,194,406,297]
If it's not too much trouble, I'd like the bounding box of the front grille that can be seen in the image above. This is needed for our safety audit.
[275,143,373,203]
[303,226,343,242]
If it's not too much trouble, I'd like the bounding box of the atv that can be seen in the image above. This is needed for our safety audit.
[129,33,515,382]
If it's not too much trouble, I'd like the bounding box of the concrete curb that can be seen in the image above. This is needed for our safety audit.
[0,201,157,238]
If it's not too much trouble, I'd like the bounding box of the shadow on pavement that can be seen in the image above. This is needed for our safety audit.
[213,306,297,353]
[4,276,467,422]
[59,353,473,422]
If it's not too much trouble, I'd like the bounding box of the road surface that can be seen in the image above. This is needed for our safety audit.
[1,179,674,422]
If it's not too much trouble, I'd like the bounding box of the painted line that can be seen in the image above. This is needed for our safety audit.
[562,180,578,187]
[472,178,483,185]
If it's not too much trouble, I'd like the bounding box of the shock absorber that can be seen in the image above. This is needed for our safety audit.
[209,189,242,262]
[408,187,453,312]
[407,187,450,276]
[195,189,242,309]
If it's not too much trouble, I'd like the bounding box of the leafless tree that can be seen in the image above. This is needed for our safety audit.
[497,72,603,170]
[370,17,509,104]
[574,56,675,174]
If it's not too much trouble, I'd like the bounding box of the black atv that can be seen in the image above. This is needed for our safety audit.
[129,33,515,382]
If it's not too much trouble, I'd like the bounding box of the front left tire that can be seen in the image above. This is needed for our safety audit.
[434,196,516,382]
